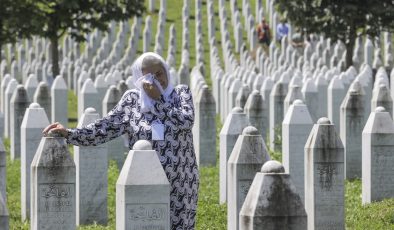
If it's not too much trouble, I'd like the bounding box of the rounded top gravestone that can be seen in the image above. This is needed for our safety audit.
[232,107,243,113]
[261,160,285,173]
[293,99,303,105]
[29,103,40,109]
[375,106,385,113]
[133,140,152,150]
[242,126,259,135]
[84,107,96,114]
[317,117,331,125]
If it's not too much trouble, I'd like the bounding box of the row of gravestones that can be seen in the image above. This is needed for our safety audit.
[221,102,394,230]
[215,52,394,178]
[2,102,389,229]
[0,67,219,224]
[0,128,172,229]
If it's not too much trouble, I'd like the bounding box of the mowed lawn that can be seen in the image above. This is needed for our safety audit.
[4,0,394,229]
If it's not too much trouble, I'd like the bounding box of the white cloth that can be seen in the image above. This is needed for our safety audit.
[131,52,174,113]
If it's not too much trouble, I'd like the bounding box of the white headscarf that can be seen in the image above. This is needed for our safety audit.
[131,52,174,112]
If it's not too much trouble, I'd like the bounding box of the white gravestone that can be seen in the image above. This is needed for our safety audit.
[194,85,216,166]
[10,85,30,160]
[21,103,50,221]
[315,76,328,118]
[282,100,313,203]
[74,108,108,225]
[31,132,76,230]
[284,85,303,116]
[244,90,267,139]
[340,81,365,179]
[103,86,125,169]
[33,82,51,121]
[227,126,270,230]
[327,75,346,133]
[219,107,249,204]
[371,84,392,118]
[4,79,18,138]
[51,75,68,125]
[362,107,394,204]
[0,74,11,113]
[116,140,170,230]
[25,74,39,102]
[235,84,251,109]
[78,78,99,119]
[305,117,345,230]
[239,161,307,230]
[269,80,288,151]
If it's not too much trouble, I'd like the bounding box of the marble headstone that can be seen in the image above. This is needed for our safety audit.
[21,103,50,221]
[227,126,270,230]
[74,108,108,225]
[305,117,345,230]
[116,140,170,230]
[362,107,394,204]
[31,133,76,230]
[239,161,307,230]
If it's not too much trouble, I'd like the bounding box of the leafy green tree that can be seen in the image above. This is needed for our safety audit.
[30,0,145,77]
[0,0,39,57]
[275,0,394,68]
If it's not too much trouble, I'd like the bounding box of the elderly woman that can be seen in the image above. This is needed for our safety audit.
[43,52,199,229]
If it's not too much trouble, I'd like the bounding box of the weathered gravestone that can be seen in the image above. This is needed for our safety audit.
[362,107,394,204]
[371,84,392,118]
[228,126,270,230]
[340,81,365,179]
[305,117,345,230]
[239,160,307,230]
[219,107,249,204]
[244,90,267,138]
[116,140,170,230]
[21,103,50,221]
[269,79,288,151]
[31,132,76,230]
[51,75,68,125]
[33,82,51,121]
[327,75,346,133]
[194,85,216,166]
[282,100,313,203]
[10,85,30,160]
[102,85,125,169]
[0,193,8,230]
[235,84,251,109]
[284,85,303,116]
[74,108,108,225]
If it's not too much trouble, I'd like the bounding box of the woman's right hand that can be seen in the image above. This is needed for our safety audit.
[42,122,68,137]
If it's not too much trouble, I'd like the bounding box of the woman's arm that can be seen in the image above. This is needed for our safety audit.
[67,90,137,146]
[152,85,194,130]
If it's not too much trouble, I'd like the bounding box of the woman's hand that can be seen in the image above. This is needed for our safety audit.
[42,122,68,137]
[143,82,161,100]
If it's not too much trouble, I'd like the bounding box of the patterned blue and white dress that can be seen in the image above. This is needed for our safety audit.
[66,85,199,229]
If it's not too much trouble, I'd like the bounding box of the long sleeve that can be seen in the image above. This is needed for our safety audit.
[152,85,194,130]
[66,90,137,146]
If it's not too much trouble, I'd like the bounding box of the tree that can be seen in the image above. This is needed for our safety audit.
[30,0,145,77]
[275,0,394,68]
[0,0,39,58]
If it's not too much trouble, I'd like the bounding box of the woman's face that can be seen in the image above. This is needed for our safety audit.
[142,60,168,90]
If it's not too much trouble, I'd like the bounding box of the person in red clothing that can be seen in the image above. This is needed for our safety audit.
[257,18,271,46]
